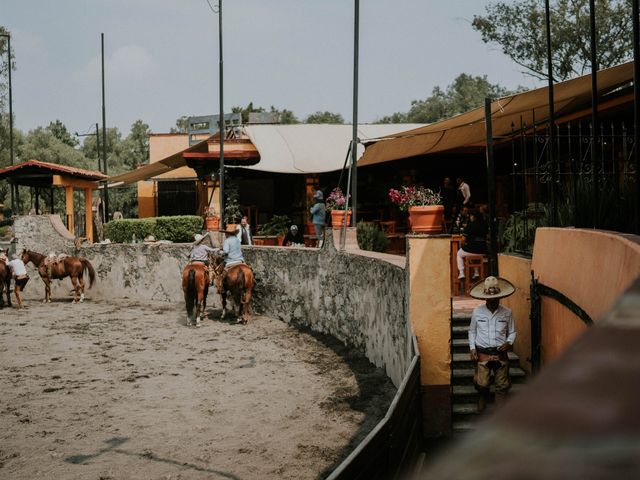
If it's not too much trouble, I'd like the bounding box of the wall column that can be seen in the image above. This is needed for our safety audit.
[84,188,93,243]
[65,186,74,236]
[407,234,452,437]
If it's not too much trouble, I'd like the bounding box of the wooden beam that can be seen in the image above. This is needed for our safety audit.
[84,188,93,244]
[52,174,100,189]
[65,186,74,236]
[183,151,260,159]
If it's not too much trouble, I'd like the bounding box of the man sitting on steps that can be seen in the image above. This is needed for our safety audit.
[468,276,516,412]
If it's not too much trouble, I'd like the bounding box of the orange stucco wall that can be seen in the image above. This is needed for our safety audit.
[408,236,451,386]
[149,134,194,179]
[498,253,532,373]
[531,228,640,364]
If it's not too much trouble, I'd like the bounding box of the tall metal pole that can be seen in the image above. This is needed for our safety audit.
[633,0,640,233]
[101,33,109,221]
[485,97,498,276]
[544,0,557,227]
[350,0,359,227]
[589,0,599,228]
[2,34,15,208]
[218,0,225,228]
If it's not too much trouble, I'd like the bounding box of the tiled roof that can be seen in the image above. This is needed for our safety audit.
[0,159,107,181]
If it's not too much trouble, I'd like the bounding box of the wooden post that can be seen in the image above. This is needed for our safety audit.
[84,188,93,243]
[65,186,74,235]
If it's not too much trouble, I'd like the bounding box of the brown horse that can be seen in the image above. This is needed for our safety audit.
[0,261,11,308]
[211,256,254,324]
[181,262,210,327]
[21,249,96,303]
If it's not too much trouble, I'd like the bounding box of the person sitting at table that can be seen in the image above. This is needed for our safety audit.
[282,224,305,246]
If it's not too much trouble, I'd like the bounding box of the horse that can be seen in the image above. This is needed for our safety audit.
[21,249,96,304]
[211,256,254,324]
[0,261,11,308]
[181,261,210,327]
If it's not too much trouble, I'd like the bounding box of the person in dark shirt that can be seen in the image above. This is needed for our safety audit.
[282,224,305,246]
[456,210,488,279]
[442,177,457,221]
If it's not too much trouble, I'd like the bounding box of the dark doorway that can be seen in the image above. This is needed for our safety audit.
[157,180,197,217]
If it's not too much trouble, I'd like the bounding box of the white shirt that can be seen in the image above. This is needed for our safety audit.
[8,259,28,277]
[459,182,471,205]
[237,224,253,246]
[468,304,516,351]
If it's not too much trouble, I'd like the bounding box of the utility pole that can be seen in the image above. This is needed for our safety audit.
[1,33,15,209]
[350,0,359,227]
[101,33,109,222]
[589,0,599,228]
[485,98,498,276]
[544,0,557,227]
[218,0,225,228]
[633,0,640,233]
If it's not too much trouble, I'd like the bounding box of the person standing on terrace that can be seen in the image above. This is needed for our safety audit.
[456,177,471,208]
[310,190,326,245]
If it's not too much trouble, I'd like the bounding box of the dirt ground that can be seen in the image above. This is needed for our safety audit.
[0,291,396,480]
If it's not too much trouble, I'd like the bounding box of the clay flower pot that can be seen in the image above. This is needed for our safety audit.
[408,205,444,233]
[331,209,352,229]
[205,215,220,231]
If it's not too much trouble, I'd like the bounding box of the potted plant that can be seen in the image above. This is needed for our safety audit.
[326,187,352,228]
[204,206,220,231]
[388,185,444,233]
[224,182,242,229]
[256,215,290,246]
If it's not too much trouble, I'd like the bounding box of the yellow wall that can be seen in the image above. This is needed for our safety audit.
[137,180,155,218]
[149,134,195,179]
[408,236,451,386]
[498,253,533,373]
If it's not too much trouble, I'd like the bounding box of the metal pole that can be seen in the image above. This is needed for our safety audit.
[544,0,557,227]
[218,0,225,228]
[633,0,640,233]
[350,0,359,226]
[2,34,15,208]
[589,0,599,228]
[485,97,498,276]
[101,33,109,222]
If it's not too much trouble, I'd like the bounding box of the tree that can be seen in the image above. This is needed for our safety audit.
[122,120,150,169]
[304,111,344,124]
[472,0,633,81]
[0,26,15,112]
[169,115,189,133]
[231,102,265,123]
[377,74,521,124]
[20,127,90,169]
[46,120,78,147]
[272,107,299,124]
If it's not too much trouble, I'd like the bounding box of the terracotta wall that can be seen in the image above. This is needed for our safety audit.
[498,254,532,373]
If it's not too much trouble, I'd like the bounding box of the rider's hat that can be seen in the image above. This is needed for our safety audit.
[469,276,515,300]
[193,233,204,244]
[221,224,239,235]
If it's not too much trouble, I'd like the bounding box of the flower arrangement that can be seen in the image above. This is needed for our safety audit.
[204,206,218,218]
[388,185,442,211]
[326,187,350,211]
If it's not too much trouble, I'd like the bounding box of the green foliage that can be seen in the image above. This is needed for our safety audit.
[500,204,548,253]
[170,115,189,133]
[304,111,344,124]
[47,120,78,147]
[0,26,15,113]
[377,74,521,124]
[231,102,265,124]
[472,0,633,81]
[357,222,389,253]
[257,215,290,236]
[20,127,91,169]
[104,218,155,243]
[104,215,203,243]
[223,181,242,224]
[154,216,204,242]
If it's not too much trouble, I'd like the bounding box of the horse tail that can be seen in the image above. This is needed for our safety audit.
[186,268,197,317]
[81,258,96,288]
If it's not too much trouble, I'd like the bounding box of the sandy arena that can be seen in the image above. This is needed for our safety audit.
[0,291,396,480]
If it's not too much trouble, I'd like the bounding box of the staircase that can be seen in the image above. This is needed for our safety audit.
[451,314,528,435]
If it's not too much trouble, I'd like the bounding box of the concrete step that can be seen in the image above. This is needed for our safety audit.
[452,383,525,401]
[451,315,471,327]
[452,420,476,435]
[452,325,469,339]
[452,366,527,385]
[451,351,521,369]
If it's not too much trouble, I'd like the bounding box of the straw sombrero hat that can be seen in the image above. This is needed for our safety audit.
[221,224,239,234]
[193,233,205,244]
[469,276,515,300]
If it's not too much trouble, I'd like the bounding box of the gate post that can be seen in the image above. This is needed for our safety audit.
[530,271,542,374]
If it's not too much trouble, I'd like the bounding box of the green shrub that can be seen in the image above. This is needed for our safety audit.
[257,215,290,236]
[154,216,204,242]
[104,215,203,243]
[357,221,389,253]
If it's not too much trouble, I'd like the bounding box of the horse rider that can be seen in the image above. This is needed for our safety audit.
[189,232,220,266]
[221,224,245,268]
[7,253,30,309]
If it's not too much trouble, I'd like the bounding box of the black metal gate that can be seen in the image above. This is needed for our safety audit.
[157,180,197,217]
[507,117,637,254]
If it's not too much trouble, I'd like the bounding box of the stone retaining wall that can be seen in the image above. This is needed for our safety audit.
[12,216,410,387]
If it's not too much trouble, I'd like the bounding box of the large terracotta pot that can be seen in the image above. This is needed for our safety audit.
[331,209,352,229]
[205,215,220,231]
[408,205,445,233]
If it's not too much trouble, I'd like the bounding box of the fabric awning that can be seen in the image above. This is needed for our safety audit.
[359,61,634,166]
[241,124,426,173]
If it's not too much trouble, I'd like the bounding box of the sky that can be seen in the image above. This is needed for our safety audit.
[3,0,543,137]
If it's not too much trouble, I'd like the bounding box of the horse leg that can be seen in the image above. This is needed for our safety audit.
[241,287,252,325]
[78,275,85,303]
[70,276,79,304]
[200,282,209,324]
[220,291,227,320]
[43,276,52,303]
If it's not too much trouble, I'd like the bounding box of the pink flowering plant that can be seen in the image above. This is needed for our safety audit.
[326,187,350,211]
[388,186,442,211]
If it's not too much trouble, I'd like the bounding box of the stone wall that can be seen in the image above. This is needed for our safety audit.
[13,216,411,387]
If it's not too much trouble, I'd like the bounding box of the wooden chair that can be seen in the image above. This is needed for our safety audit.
[464,254,486,293]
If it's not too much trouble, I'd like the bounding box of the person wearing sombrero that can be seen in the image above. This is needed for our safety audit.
[468,276,517,412]
[220,224,245,268]
[189,232,220,267]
